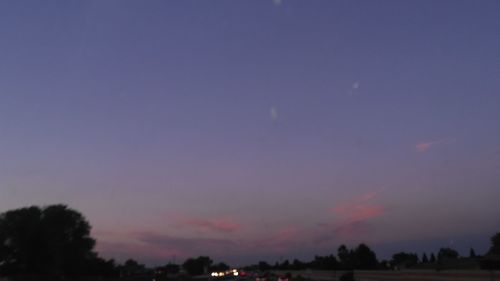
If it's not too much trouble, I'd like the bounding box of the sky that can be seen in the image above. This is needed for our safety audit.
[1,0,500,266]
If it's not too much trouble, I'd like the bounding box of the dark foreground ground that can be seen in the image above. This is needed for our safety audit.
[2,270,500,281]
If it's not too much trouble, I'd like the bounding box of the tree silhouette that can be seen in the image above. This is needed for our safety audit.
[336,244,378,270]
[120,259,146,276]
[422,253,429,263]
[437,247,459,261]
[488,233,500,255]
[0,205,96,277]
[353,243,378,269]
[469,248,476,258]
[183,256,212,275]
[310,255,338,270]
[291,259,306,270]
[338,245,351,269]
[429,253,436,263]
[163,263,180,274]
[391,252,418,268]
[280,259,290,270]
[210,262,230,272]
[258,261,271,271]
[480,233,500,270]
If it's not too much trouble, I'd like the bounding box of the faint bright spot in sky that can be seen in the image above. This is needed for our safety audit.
[270,107,278,121]
[352,81,360,90]
[273,0,283,6]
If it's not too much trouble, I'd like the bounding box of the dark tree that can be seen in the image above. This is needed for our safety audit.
[85,257,119,278]
[291,259,306,270]
[429,253,436,263]
[338,245,351,269]
[391,252,418,268]
[120,259,146,276]
[353,244,378,269]
[164,263,180,274]
[183,256,212,276]
[488,233,500,255]
[310,255,338,270]
[210,262,230,272]
[437,247,459,260]
[41,205,96,275]
[280,259,290,270]
[0,205,96,277]
[480,233,500,270]
[469,248,477,258]
[258,261,271,271]
[272,260,282,270]
[421,253,429,263]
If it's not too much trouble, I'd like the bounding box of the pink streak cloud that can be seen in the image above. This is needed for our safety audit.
[321,191,386,238]
[416,139,450,152]
[332,203,385,222]
[330,192,385,222]
[95,227,305,264]
[95,230,242,264]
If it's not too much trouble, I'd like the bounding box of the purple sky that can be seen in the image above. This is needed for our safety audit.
[1,0,500,266]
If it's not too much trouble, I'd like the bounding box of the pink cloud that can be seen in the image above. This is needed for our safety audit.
[95,231,242,264]
[95,228,304,265]
[416,139,450,152]
[332,203,385,222]
[322,191,386,238]
[330,192,385,222]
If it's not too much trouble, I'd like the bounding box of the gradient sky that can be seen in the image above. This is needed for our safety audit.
[1,0,500,266]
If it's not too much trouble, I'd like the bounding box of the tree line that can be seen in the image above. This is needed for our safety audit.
[250,238,500,272]
[1,204,499,280]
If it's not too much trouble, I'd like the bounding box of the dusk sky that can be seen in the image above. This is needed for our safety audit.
[1,0,499,266]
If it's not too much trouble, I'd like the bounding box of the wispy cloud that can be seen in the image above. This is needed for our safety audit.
[95,227,303,265]
[138,232,238,254]
[350,81,360,95]
[330,192,385,222]
[270,106,278,121]
[317,191,386,240]
[95,232,238,265]
[272,0,284,6]
[416,139,451,152]
[95,195,387,264]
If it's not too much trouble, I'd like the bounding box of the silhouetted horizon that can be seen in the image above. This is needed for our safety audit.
[1,0,499,274]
